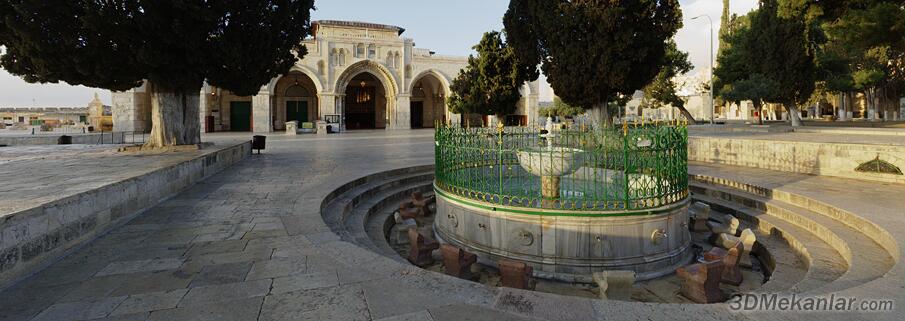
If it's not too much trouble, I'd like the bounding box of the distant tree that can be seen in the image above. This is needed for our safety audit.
[539,97,584,119]
[447,31,532,121]
[0,1,315,147]
[504,0,682,127]
[641,40,695,122]
[720,74,778,124]
[714,0,815,126]
[823,2,905,120]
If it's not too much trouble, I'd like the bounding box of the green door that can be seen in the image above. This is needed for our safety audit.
[230,101,252,132]
[286,101,308,123]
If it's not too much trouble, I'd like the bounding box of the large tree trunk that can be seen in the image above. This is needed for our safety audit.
[677,106,696,123]
[589,101,613,128]
[147,85,201,147]
[786,102,803,127]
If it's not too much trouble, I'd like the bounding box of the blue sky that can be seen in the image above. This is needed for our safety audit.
[0,0,757,106]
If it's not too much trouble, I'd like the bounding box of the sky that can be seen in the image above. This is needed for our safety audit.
[0,0,758,107]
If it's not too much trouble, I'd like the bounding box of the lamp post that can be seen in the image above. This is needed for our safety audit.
[692,14,715,125]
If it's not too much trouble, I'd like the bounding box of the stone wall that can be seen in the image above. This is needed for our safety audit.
[0,142,251,289]
[0,132,139,146]
[688,136,905,185]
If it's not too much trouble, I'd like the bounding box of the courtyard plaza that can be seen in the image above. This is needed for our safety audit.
[0,129,903,320]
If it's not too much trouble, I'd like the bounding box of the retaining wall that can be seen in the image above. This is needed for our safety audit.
[688,136,905,185]
[0,141,251,289]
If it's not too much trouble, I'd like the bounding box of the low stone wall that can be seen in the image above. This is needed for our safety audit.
[0,132,139,146]
[688,136,905,185]
[0,141,251,289]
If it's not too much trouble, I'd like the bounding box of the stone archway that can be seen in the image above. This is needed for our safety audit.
[409,70,452,128]
[272,71,320,131]
[334,60,401,130]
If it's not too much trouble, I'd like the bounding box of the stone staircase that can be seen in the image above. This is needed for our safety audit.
[320,166,435,260]
[689,175,895,295]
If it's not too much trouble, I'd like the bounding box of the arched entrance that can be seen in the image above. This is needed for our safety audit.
[335,60,399,130]
[410,71,450,128]
[272,71,319,131]
[343,73,387,130]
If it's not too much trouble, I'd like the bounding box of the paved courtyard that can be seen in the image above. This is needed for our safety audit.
[0,129,903,320]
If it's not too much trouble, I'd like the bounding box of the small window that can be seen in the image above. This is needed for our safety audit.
[356,44,365,57]
[368,45,376,59]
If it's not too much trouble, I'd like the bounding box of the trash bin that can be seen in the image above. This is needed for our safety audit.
[58,135,72,145]
[252,135,266,154]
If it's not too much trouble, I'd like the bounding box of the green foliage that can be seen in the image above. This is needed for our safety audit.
[641,40,693,119]
[503,0,683,115]
[822,2,905,97]
[0,1,315,96]
[447,31,531,117]
[539,97,584,118]
[714,0,816,113]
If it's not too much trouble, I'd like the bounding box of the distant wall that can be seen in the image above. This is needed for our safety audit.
[688,136,905,185]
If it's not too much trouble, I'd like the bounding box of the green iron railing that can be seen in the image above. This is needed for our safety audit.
[434,120,689,212]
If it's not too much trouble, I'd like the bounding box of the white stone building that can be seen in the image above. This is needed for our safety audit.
[112,20,540,133]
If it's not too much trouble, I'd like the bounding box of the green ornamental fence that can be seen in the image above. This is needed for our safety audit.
[434,120,689,212]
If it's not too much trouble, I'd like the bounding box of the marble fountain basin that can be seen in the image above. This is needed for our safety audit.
[516,147,587,177]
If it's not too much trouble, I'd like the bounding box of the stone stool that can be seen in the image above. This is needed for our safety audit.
[397,204,420,222]
[708,215,739,236]
[676,259,725,303]
[690,202,711,232]
[410,192,435,216]
[389,219,415,245]
[407,229,439,267]
[592,270,636,301]
[704,244,743,286]
[717,228,756,267]
[498,259,533,290]
[441,244,478,280]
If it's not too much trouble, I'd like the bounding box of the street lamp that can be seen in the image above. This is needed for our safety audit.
[691,14,715,125]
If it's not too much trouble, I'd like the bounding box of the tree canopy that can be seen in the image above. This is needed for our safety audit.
[641,40,695,122]
[0,1,315,145]
[447,30,531,119]
[503,0,683,125]
[714,0,815,126]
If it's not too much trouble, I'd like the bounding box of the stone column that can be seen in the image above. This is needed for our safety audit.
[319,93,337,120]
[899,98,905,120]
[199,86,210,133]
[111,82,151,133]
[395,94,411,130]
[252,91,272,133]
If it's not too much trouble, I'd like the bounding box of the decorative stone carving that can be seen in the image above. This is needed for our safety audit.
[407,229,439,267]
[498,259,533,290]
[676,259,725,303]
[704,244,743,286]
[855,156,903,175]
[592,270,635,301]
[690,202,711,232]
[441,244,478,280]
